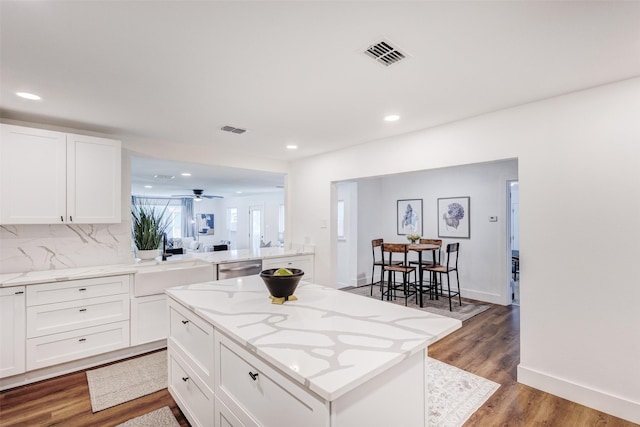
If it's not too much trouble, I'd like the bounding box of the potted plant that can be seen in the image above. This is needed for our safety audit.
[131,201,170,260]
[406,233,421,244]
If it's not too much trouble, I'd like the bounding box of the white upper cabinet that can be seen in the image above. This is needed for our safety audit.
[0,124,121,224]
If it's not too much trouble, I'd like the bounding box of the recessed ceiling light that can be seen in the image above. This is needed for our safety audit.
[286,145,298,150]
[181,173,191,177]
[144,185,153,189]
[17,92,41,100]
[236,191,243,194]
[384,115,400,122]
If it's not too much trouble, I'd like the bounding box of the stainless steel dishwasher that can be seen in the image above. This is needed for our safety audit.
[217,259,263,279]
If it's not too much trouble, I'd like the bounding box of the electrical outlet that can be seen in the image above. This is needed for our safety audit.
[489,216,498,222]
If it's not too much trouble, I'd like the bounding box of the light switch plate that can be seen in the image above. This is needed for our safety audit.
[489,216,498,222]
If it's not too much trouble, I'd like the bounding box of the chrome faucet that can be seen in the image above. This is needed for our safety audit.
[162,233,168,261]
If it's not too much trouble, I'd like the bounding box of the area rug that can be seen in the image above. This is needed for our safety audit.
[86,350,167,412]
[342,284,490,322]
[116,406,179,427]
[427,357,500,426]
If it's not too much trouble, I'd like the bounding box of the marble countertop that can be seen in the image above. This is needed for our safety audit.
[0,247,313,287]
[0,264,139,287]
[166,275,462,401]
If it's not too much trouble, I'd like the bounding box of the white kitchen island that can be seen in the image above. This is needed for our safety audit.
[166,275,461,427]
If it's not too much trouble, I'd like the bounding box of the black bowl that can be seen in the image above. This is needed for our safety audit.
[260,268,304,298]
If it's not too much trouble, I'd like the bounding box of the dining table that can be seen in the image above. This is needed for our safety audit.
[406,243,441,307]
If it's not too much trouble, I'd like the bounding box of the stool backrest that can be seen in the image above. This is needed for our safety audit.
[372,238,384,262]
[382,243,409,265]
[420,238,442,263]
[445,243,460,270]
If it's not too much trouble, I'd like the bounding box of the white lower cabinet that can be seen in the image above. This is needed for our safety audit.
[214,332,328,427]
[0,287,26,378]
[25,275,130,370]
[130,294,168,345]
[215,395,245,427]
[168,348,214,427]
[26,321,129,370]
[168,300,214,389]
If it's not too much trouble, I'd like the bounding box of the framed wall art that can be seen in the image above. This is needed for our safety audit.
[397,199,423,235]
[438,197,470,239]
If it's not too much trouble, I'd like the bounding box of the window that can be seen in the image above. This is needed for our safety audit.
[227,207,238,232]
[132,197,184,238]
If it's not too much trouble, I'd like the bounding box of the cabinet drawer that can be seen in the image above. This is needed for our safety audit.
[26,294,129,338]
[215,332,327,427]
[168,299,214,389]
[215,395,247,427]
[169,350,214,427]
[27,275,130,306]
[26,321,129,370]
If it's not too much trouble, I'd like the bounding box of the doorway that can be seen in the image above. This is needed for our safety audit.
[508,181,520,305]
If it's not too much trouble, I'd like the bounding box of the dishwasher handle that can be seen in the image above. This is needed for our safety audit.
[218,263,263,273]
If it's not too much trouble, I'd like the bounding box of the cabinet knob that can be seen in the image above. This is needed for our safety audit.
[182,377,189,382]
[249,371,259,381]
[181,320,189,325]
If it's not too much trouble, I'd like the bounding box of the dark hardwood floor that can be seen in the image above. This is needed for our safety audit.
[429,303,637,426]
[0,298,636,426]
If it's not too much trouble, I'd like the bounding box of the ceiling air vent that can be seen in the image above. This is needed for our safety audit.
[364,39,407,67]
[221,125,247,134]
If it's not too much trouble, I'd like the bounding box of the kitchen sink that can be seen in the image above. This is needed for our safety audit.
[133,259,215,297]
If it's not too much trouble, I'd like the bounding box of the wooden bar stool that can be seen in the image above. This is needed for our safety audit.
[381,243,417,306]
[423,243,461,311]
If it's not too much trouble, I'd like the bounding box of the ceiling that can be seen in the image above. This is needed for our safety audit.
[2,1,639,196]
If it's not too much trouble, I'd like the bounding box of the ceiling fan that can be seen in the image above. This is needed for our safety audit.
[172,189,223,201]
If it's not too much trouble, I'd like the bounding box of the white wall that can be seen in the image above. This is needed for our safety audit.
[289,78,640,423]
[349,159,517,304]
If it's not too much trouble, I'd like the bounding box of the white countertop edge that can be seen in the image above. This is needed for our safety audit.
[0,247,315,286]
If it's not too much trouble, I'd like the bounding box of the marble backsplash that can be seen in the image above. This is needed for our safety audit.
[0,222,135,274]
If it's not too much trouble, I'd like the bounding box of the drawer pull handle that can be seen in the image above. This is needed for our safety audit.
[181,320,189,325]
[79,288,87,292]
[249,371,259,381]
[182,377,189,382]
[61,215,64,222]
[15,291,24,295]
[79,308,87,312]
[79,338,86,342]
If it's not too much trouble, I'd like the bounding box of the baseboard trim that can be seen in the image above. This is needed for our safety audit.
[459,288,505,305]
[518,364,640,424]
[0,340,166,391]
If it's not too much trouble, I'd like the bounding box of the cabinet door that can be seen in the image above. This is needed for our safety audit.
[0,287,26,378]
[67,133,121,223]
[131,294,168,345]
[0,124,67,224]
